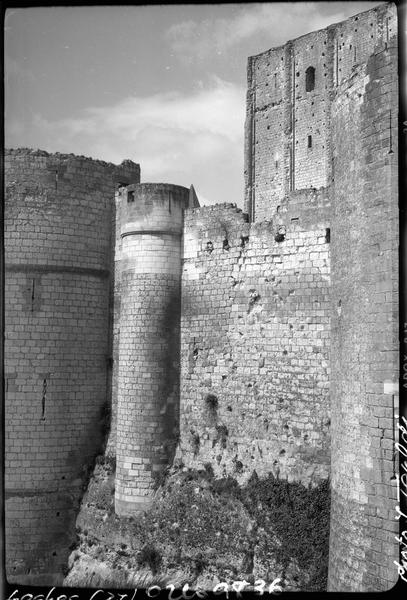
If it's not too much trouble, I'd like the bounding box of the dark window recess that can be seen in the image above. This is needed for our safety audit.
[127,190,135,203]
[305,66,315,92]
[325,228,331,243]
[308,135,312,148]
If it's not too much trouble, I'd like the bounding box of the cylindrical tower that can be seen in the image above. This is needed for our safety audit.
[4,148,139,584]
[328,24,398,592]
[115,183,189,516]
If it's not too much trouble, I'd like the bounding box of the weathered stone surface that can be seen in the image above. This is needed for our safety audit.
[4,1,399,593]
[4,149,140,584]
[328,23,398,592]
[179,203,330,486]
[115,183,190,515]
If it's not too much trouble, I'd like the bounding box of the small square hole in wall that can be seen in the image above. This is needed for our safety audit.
[127,190,135,203]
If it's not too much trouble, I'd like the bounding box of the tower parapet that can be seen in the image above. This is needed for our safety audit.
[115,183,191,515]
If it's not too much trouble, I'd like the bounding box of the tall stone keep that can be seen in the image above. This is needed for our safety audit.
[115,183,190,515]
[242,2,398,590]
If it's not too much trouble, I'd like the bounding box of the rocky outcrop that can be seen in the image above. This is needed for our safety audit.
[64,460,330,592]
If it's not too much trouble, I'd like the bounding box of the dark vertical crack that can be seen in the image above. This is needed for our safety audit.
[388,110,393,154]
[31,279,35,312]
[41,378,47,421]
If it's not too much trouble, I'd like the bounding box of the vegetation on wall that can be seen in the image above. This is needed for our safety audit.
[66,462,330,592]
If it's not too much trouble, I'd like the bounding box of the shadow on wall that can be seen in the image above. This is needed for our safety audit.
[151,290,182,472]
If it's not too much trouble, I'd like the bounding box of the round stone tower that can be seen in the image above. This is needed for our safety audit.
[4,148,139,584]
[115,183,190,515]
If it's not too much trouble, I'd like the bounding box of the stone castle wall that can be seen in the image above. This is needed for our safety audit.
[328,31,399,591]
[4,148,140,584]
[3,2,399,593]
[244,2,396,221]
[178,201,331,485]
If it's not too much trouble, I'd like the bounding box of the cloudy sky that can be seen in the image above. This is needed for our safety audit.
[5,2,382,206]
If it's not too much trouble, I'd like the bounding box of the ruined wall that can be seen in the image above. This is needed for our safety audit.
[245,27,332,220]
[291,28,332,192]
[115,183,190,515]
[4,2,399,593]
[244,44,291,221]
[328,16,399,592]
[179,202,330,485]
[331,5,395,86]
[4,148,140,584]
[244,6,399,588]
[245,2,396,222]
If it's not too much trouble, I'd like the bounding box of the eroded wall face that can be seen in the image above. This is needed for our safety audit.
[332,6,396,86]
[245,45,291,221]
[245,3,397,223]
[179,203,330,484]
[245,30,332,221]
[4,149,139,584]
[328,34,398,592]
[291,29,332,191]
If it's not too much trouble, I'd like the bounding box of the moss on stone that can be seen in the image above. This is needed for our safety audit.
[66,466,330,591]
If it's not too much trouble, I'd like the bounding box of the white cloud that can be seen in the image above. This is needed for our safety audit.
[166,2,349,62]
[7,77,246,207]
